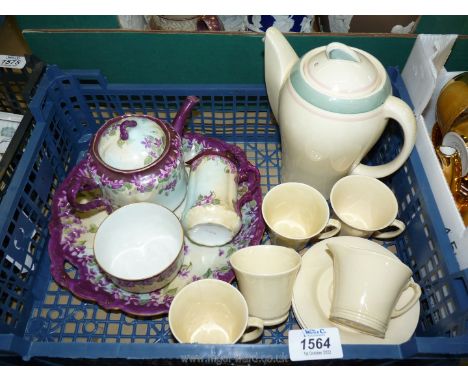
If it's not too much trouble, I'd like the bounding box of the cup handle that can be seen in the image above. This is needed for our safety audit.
[372,219,406,240]
[317,218,342,240]
[237,166,260,211]
[351,95,417,179]
[66,171,112,214]
[239,316,264,343]
[390,280,421,319]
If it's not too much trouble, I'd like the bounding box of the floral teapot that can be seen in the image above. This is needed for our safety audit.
[67,96,199,212]
[264,27,417,198]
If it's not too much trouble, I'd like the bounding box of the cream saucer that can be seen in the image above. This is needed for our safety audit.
[292,236,420,344]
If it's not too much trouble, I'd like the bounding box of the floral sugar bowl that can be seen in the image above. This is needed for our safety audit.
[67,96,199,212]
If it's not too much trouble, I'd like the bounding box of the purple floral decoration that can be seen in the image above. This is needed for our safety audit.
[48,133,265,316]
[193,191,220,207]
[164,179,177,192]
[131,173,159,193]
[141,136,154,149]
[142,136,164,159]
[100,174,125,190]
[179,266,191,278]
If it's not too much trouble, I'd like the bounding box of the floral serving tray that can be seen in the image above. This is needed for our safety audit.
[48,132,265,316]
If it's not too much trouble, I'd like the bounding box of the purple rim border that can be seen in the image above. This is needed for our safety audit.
[48,132,265,316]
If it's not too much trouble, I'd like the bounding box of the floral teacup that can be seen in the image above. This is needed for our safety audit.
[181,149,259,246]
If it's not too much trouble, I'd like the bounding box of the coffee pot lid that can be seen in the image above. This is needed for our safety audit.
[291,42,392,114]
[96,116,167,171]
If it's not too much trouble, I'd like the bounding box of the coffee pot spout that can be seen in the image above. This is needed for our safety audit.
[264,27,299,120]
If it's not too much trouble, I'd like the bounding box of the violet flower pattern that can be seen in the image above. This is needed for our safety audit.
[193,191,220,207]
[51,136,263,314]
[178,262,192,278]
[163,179,177,193]
[182,139,207,161]
[100,174,125,190]
[142,135,165,165]
[191,155,237,174]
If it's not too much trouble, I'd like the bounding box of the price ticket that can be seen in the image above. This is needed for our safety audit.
[288,328,343,361]
[0,55,26,69]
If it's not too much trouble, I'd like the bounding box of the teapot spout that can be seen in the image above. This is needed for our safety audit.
[265,27,299,120]
[172,95,200,136]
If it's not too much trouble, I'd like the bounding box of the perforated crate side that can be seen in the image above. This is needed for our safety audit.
[0,56,44,115]
[0,56,45,205]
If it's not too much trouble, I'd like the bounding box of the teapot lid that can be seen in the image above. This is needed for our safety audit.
[291,42,392,114]
[96,115,167,171]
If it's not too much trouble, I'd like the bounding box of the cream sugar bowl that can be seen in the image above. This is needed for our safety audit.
[265,27,417,198]
[67,96,199,212]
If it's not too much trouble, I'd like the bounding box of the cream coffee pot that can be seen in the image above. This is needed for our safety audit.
[264,27,417,198]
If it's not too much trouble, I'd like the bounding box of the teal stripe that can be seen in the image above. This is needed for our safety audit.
[290,61,391,114]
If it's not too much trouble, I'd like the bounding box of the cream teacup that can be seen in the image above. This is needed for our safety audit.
[168,279,264,344]
[230,245,301,326]
[330,175,405,239]
[327,242,421,338]
[262,182,341,251]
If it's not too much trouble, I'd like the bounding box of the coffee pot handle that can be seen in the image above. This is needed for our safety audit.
[351,96,417,179]
[326,42,360,63]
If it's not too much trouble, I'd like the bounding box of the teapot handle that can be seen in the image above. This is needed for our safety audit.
[66,170,112,214]
[351,95,417,179]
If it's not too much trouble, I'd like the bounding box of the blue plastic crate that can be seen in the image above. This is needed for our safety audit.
[0,65,467,363]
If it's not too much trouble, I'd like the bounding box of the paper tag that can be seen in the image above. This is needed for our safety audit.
[289,328,343,361]
[0,55,26,69]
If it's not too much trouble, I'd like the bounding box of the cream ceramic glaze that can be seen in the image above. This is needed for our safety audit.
[327,243,421,338]
[168,279,264,344]
[265,27,417,198]
[93,203,184,293]
[230,245,301,326]
[292,236,420,344]
[262,182,341,251]
[181,154,242,246]
[330,175,405,239]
